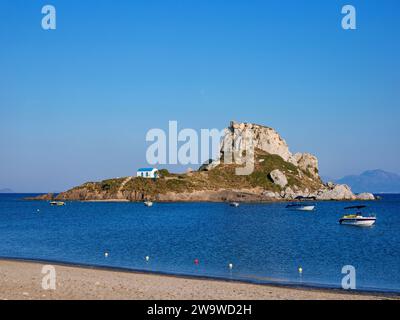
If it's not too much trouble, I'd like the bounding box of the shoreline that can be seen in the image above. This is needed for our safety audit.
[0,258,398,300]
[24,197,375,204]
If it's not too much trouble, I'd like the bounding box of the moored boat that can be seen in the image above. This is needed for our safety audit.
[144,201,153,207]
[339,205,376,227]
[230,202,240,207]
[286,203,315,211]
[50,201,65,206]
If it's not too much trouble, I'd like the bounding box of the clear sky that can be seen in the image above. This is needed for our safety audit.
[1,0,399,192]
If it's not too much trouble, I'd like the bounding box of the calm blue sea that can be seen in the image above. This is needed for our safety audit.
[0,194,399,293]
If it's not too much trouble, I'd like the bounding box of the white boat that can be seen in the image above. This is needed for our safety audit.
[50,201,65,206]
[230,202,240,207]
[296,205,315,211]
[286,203,315,211]
[144,201,153,207]
[339,205,376,227]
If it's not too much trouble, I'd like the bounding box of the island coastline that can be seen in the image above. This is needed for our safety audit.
[27,121,376,204]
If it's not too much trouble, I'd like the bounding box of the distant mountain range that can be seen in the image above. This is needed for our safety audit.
[332,170,400,194]
[0,188,13,193]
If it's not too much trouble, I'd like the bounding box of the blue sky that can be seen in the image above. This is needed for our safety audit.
[1,0,399,192]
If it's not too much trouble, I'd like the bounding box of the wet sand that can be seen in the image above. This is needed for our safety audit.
[0,259,397,300]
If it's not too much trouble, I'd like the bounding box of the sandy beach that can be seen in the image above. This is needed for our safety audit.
[0,259,397,300]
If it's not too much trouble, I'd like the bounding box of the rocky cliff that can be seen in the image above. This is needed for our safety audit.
[32,121,374,202]
[203,121,320,179]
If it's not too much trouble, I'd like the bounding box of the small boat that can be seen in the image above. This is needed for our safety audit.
[144,201,153,207]
[50,201,65,206]
[286,203,315,211]
[230,202,240,207]
[339,205,376,227]
[295,196,317,201]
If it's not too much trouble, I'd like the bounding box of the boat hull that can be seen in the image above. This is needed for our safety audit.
[296,205,315,211]
[339,218,376,227]
[287,205,315,211]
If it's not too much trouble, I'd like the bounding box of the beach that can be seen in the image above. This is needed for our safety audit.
[0,260,397,300]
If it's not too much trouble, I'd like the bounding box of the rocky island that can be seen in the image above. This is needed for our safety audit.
[32,121,375,202]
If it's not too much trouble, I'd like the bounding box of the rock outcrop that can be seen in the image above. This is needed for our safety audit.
[269,169,288,188]
[294,153,319,179]
[356,192,375,200]
[199,159,220,171]
[25,193,55,201]
[316,184,356,200]
[212,121,320,179]
[219,121,297,164]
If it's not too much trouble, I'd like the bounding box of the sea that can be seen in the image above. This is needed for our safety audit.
[0,193,399,293]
